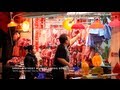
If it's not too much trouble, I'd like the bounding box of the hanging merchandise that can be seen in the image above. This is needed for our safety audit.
[100,41,109,60]
[109,16,120,28]
[104,23,111,40]
[89,18,104,36]
[18,38,31,56]
[33,18,39,52]
[89,18,104,29]
[33,17,45,52]
[63,18,74,31]
[106,17,111,23]
[86,18,105,59]
[71,19,85,29]
[108,15,120,77]
[87,34,105,48]
[40,30,47,45]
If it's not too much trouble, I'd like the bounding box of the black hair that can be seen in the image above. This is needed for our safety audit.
[24,45,33,52]
[59,34,68,44]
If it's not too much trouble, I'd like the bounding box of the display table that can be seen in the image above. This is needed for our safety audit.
[70,73,118,79]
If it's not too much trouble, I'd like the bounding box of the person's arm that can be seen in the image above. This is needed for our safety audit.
[57,58,72,67]
[70,33,81,46]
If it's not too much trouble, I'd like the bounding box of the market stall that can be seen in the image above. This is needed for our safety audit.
[5,12,120,79]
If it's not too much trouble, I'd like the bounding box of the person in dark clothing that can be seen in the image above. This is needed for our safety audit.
[24,45,38,79]
[52,33,81,79]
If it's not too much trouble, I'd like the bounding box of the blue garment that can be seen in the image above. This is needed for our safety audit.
[104,23,111,40]
[98,29,105,36]
[87,34,104,47]
[89,28,105,36]
[89,29,99,34]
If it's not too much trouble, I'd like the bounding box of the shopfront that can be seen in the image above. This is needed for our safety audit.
[3,12,120,79]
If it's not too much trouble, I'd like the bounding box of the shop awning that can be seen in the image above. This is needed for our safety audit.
[22,12,67,18]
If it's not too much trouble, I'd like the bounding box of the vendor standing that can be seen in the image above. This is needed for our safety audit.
[24,45,38,79]
[52,33,81,79]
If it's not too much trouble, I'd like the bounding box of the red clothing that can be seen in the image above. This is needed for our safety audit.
[12,45,20,57]
[113,63,120,79]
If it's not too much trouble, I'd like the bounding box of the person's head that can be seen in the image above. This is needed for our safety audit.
[59,34,70,46]
[13,31,20,41]
[24,45,36,54]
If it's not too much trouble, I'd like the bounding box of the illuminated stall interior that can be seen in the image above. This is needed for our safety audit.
[22,12,111,67]
[4,12,120,79]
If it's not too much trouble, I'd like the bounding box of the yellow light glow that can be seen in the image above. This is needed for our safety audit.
[22,21,29,32]
[63,18,74,31]
[8,19,17,27]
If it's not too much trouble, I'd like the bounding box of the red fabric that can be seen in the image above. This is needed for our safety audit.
[21,48,26,57]
[111,12,120,21]
[109,18,120,27]
[12,45,20,56]
[113,63,120,79]
[113,63,120,73]
[72,23,85,29]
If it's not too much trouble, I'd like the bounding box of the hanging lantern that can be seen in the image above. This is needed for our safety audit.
[63,18,74,31]
[22,20,30,32]
[15,23,23,32]
[8,19,17,27]
[89,19,104,29]
[109,16,120,27]
[8,12,23,28]
[92,53,102,67]
[71,19,85,29]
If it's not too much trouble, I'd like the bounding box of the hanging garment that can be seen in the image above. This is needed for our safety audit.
[100,41,109,59]
[87,34,105,47]
[104,23,111,40]
[106,17,111,23]
[89,28,105,36]
[89,28,99,35]
[98,29,105,36]
[108,27,120,78]
[85,26,91,47]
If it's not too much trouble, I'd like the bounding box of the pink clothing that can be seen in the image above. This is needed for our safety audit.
[108,27,120,78]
